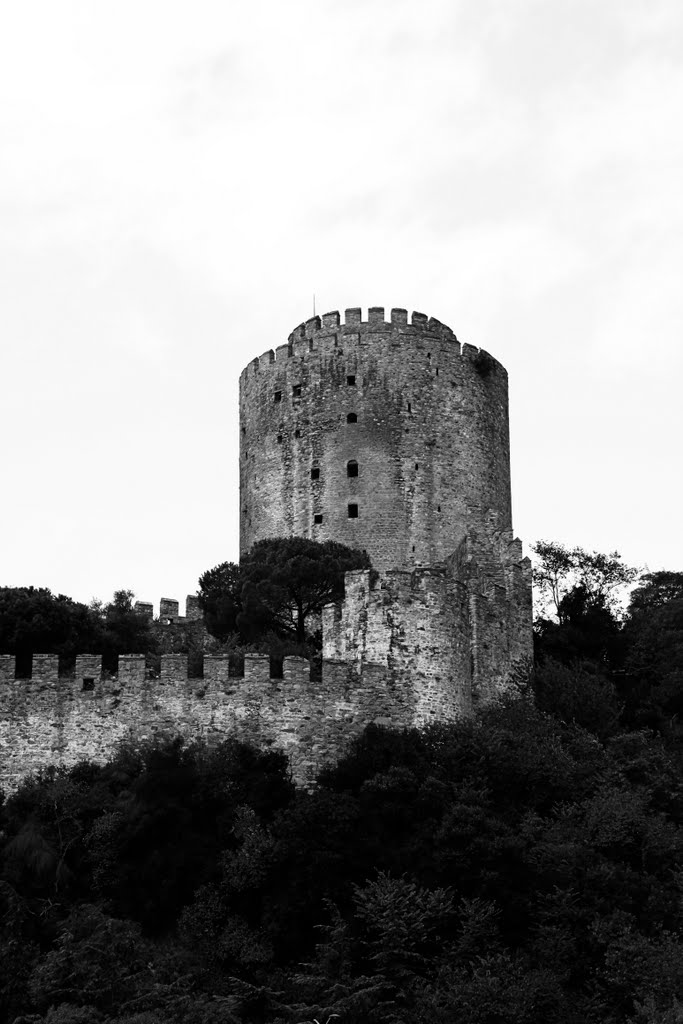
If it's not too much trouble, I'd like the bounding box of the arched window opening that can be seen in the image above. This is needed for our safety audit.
[347,460,358,478]
[346,412,357,424]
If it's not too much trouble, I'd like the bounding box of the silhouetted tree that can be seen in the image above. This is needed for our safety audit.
[0,587,101,675]
[198,538,372,646]
[197,561,242,640]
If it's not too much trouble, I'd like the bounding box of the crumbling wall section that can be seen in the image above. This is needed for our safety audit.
[322,567,472,721]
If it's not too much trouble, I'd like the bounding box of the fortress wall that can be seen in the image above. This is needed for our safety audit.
[0,651,429,795]
[323,567,472,721]
[0,307,533,796]
[239,308,512,572]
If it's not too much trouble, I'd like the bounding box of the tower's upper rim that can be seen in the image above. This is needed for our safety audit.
[288,307,456,342]
[239,306,506,382]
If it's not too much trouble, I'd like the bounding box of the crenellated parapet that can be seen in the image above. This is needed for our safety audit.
[240,307,506,382]
[134,595,203,623]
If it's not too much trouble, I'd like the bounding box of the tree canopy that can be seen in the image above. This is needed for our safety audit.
[198,537,372,645]
[0,587,156,673]
[532,540,639,622]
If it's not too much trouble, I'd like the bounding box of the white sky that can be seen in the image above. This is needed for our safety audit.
[1,0,682,611]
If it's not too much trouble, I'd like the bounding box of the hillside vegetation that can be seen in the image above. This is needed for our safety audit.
[1,550,682,1023]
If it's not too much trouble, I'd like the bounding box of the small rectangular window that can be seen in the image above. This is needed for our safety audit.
[277,434,283,443]
[293,385,301,398]
[82,677,95,692]
[274,391,282,403]
[347,374,356,386]
[348,503,359,519]
[295,429,301,438]
[311,467,320,480]
[314,513,323,524]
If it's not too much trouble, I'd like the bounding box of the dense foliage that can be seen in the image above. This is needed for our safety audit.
[0,587,155,674]
[2,548,682,1022]
[198,538,372,646]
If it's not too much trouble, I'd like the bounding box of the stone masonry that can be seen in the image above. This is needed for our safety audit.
[0,306,532,792]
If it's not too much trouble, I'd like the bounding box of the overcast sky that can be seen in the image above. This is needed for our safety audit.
[1,0,681,611]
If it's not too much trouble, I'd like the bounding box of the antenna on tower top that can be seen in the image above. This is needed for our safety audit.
[313,293,316,316]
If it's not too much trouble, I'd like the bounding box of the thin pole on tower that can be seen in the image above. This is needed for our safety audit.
[313,293,316,316]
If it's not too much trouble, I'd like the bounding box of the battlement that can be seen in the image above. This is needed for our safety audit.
[133,595,203,623]
[0,652,313,688]
[239,308,504,381]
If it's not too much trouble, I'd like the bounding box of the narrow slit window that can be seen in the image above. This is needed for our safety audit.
[311,467,320,480]
[276,434,283,444]
[348,503,359,518]
[347,460,358,478]
[436,367,439,376]
[292,385,301,398]
[295,428,301,438]
[314,513,323,525]
[347,374,356,386]
[415,462,419,470]
[346,412,357,424]
[407,402,411,413]
[274,390,282,403]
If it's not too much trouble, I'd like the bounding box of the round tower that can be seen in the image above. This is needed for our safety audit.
[239,307,512,572]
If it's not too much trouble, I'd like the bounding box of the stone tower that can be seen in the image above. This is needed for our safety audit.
[239,306,532,708]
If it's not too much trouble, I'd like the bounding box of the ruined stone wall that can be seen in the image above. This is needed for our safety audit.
[322,538,533,716]
[239,308,512,572]
[323,568,472,721]
[0,650,437,795]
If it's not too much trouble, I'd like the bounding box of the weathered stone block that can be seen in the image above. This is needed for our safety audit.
[32,655,59,684]
[118,654,145,686]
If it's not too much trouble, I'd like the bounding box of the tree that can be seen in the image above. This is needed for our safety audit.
[532,541,639,624]
[628,572,683,615]
[197,561,242,640]
[89,590,156,672]
[532,542,639,671]
[0,587,102,675]
[198,538,372,646]
[620,573,683,733]
[0,587,156,676]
